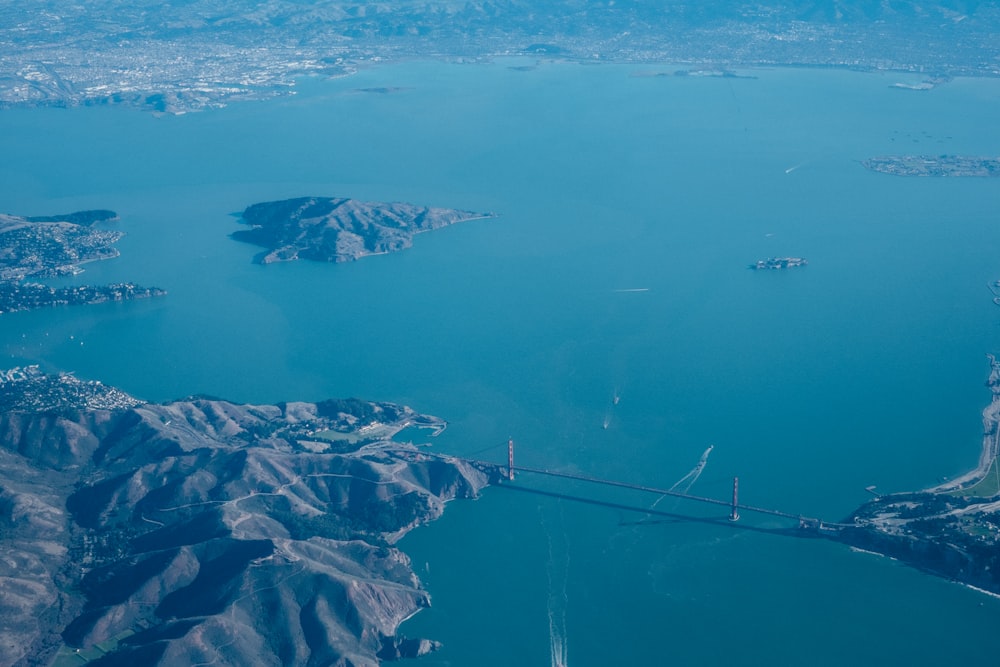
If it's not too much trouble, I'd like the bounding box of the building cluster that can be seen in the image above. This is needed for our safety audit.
[0,281,166,314]
[0,220,122,282]
[0,366,143,412]
[0,214,166,313]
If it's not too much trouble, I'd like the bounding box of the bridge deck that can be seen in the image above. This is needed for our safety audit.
[393,447,847,528]
[506,463,806,521]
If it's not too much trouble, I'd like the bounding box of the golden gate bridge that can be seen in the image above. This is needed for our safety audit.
[404,438,850,532]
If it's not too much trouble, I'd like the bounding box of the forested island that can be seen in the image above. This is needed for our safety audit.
[0,367,491,666]
[233,196,495,264]
[0,210,166,314]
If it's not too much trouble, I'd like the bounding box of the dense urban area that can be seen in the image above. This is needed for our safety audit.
[2,1,999,113]
[0,365,141,411]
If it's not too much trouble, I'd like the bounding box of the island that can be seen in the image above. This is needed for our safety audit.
[861,155,1000,177]
[0,210,166,314]
[0,367,492,666]
[232,196,496,264]
[750,257,807,270]
[832,354,1000,596]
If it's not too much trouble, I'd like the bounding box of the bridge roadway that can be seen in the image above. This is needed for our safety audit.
[389,446,847,528]
[504,462,809,522]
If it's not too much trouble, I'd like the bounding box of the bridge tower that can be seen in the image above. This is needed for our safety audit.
[729,476,740,521]
[507,438,515,481]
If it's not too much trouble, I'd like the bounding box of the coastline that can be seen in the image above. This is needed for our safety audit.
[961,583,1000,601]
[833,355,1000,598]
[925,353,1000,493]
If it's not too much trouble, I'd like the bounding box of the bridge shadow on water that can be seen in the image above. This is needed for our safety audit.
[495,482,809,539]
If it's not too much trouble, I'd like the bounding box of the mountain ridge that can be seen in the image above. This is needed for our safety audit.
[233,196,495,264]
[0,368,491,667]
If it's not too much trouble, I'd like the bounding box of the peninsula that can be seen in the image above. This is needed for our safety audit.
[833,355,1000,596]
[0,210,166,314]
[0,367,491,666]
[233,196,495,264]
[861,155,1000,177]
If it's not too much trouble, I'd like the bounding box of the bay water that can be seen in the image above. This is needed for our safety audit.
[2,61,1000,665]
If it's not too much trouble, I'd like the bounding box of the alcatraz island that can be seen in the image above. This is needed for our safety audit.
[750,257,807,270]
[0,210,165,314]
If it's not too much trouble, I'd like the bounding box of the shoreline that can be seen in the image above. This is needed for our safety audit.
[6,58,1000,117]
[834,354,1000,598]
[961,582,1000,601]
[924,353,1000,493]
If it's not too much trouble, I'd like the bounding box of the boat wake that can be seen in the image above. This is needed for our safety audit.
[549,610,568,667]
[670,445,714,493]
[785,158,819,174]
[649,445,714,511]
[542,505,570,667]
[602,387,621,429]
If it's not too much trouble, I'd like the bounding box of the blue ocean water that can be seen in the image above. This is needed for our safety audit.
[2,62,1000,665]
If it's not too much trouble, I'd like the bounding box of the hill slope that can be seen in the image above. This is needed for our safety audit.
[0,368,491,667]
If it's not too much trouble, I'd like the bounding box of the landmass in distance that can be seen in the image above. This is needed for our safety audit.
[3,1,999,113]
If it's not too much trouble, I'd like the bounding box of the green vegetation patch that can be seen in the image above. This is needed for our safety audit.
[949,458,1000,499]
